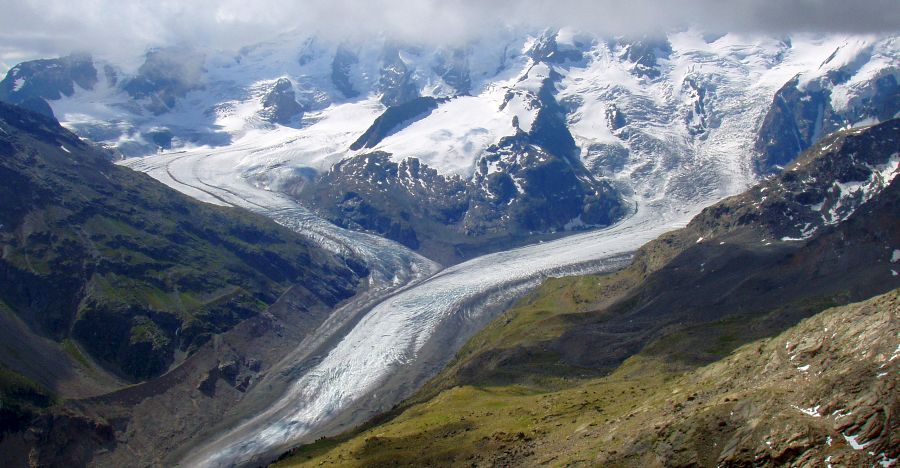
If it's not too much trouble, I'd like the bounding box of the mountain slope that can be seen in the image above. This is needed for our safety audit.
[0,101,365,385]
[421,119,899,388]
[276,289,899,467]
[0,102,376,467]
[755,37,900,171]
[274,120,900,466]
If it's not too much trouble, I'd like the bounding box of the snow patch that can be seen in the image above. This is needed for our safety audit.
[792,404,821,417]
[563,215,586,231]
[822,152,900,225]
[843,433,873,450]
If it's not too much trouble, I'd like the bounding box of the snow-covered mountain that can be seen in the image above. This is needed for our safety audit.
[1,29,897,261]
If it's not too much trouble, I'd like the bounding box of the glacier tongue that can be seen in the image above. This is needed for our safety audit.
[124,145,705,467]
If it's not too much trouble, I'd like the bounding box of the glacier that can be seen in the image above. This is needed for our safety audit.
[123,146,696,467]
[59,28,898,466]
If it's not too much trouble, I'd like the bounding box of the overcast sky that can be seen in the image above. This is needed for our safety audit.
[1,0,898,73]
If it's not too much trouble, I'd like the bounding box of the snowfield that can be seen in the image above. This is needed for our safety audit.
[59,32,898,190]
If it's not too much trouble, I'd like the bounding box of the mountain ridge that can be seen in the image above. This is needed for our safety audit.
[3,31,896,262]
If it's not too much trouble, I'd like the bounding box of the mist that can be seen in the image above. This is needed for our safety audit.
[1,0,898,73]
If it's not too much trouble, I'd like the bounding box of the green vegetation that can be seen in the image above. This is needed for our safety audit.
[61,339,91,369]
[0,365,54,434]
[464,270,638,351]
[0,103,364,381]
[277,290,899,467]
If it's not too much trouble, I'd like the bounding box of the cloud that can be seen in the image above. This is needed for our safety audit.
[0,0,898,72]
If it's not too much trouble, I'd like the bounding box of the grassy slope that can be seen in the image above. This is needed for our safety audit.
[275,289,898,467]
[0,364,55,435]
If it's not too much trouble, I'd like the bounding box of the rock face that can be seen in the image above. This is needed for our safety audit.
[466,133,622,235]
[731,119,899,241]
[331,45,360,99]
[306,141,623,262]
[755,43,900,171]
[123,47,206,114]
[605,289,899,467]
[377,45,419,106]
[525,29,584,64]
[618,37,672,79]
[0,54,97,117]
[0,102,364,382]
[259,78,304,125]
[306,152,467,253]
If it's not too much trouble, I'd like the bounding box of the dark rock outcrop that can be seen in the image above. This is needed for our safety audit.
[307,152,467,252]
[377,46,419,107]
[331,45,360,99]
[526,30,584,64]
[755,54,899,172]
[303,138,623,262]
[259,78,304,125]
[466,134,623,235]
[0,54,97,117]
[123,47,206,114]
[618,38,672,79]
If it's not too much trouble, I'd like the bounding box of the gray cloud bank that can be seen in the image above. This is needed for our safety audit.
[1,0,898,71]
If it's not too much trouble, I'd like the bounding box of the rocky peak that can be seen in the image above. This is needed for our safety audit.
[0,53,97,117]
[526,30,584,64]
[331,44,360,99]
[122,47,206,114]
[432,47,471,95]
[377,45,419,106]
[259,77,304,125]
[499,61,578,163]
[617,37,672,79]
[466,133,623,235]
